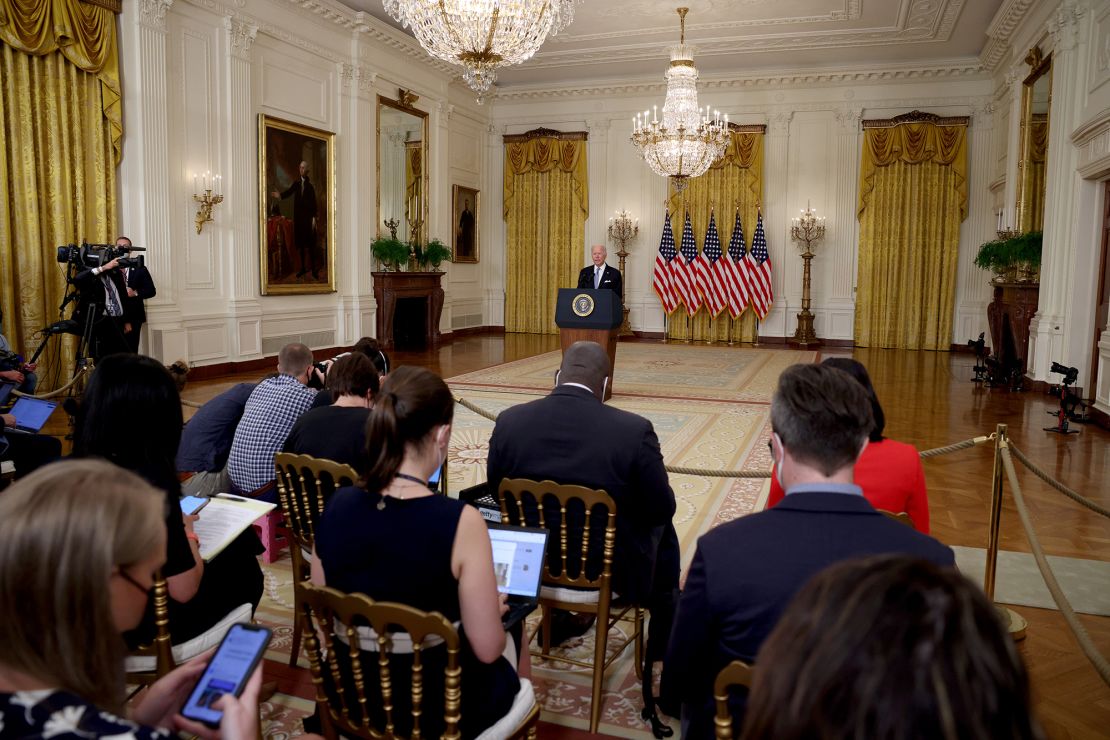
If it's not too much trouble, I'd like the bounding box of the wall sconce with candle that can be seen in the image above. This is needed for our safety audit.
[192,171,223,234]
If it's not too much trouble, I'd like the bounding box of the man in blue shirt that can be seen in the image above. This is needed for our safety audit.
[661,363,954,739]
[177,381,258,496]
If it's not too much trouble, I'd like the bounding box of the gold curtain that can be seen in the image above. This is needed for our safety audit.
[0,0,120,388]
[404,140,422,240]
[664,130,763,342]
[856,120,967,350]
[503,135,588,334]
[1021,115,1047,233]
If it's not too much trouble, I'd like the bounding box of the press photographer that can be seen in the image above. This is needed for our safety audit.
[59,242,146,361]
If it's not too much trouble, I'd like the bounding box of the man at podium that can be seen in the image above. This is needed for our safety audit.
[577,244,622,299]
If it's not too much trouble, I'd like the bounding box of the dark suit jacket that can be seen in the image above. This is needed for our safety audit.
[486,385,675,603]
[122,266,157,326]
[72,267,130,358]
[279,177,317,248]
[577,263,622,299]
[661,491,955,740]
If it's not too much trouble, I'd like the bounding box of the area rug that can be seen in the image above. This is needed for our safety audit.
[952,546,1110,617]
[253,346,792,738]
[446,344,818,404]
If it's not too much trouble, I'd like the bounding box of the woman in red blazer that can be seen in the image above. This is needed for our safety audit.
[766,358,931,533]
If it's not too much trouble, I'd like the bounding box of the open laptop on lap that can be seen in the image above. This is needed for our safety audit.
[5,397,57,434]
[487,522,549,629]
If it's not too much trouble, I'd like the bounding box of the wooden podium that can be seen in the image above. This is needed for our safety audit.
[555,288,622,401]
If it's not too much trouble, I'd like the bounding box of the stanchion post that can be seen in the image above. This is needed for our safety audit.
[984,423,1007,600]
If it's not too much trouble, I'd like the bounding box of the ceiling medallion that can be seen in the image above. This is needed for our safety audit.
[630,7,728,192]
[383,0,580,101]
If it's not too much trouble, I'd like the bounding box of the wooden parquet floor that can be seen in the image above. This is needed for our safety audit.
[149,334,1110,737]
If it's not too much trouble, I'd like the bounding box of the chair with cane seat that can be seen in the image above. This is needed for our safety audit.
[298,582,539,740]
[125,571,252,685]
[274,452,358,667]
[713,660,753,740]
[497,478,645,734]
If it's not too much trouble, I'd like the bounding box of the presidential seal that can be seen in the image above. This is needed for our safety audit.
[571,293,595,317]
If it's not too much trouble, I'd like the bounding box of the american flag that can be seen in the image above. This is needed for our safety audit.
[722,210,751,318]
[694,212,728,317]
[672,211,701,314]
[746,210,774,318]
[652,210,679,314]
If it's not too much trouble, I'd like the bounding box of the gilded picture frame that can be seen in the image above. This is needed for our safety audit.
[258,114,336,295]
[452,185,479,263]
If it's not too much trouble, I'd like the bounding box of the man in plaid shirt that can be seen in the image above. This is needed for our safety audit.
[227,342,318,496]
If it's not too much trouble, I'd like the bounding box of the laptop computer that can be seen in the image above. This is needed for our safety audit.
[487,522,549,629]
[6,396,57,434]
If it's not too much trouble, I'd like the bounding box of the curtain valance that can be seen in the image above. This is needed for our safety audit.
[503,132,588,219]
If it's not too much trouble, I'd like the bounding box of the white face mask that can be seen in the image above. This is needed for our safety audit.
[602,376,609,399]
[772,432,785,489]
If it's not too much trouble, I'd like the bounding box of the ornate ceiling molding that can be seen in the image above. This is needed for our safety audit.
[490,61,987,103]
[862,109,970,129]
[548,0,862,44]
[521,0,964,70]
[139,0,174,31]
[980,0,1038,71]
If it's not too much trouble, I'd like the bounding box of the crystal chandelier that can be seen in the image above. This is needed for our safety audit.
[383,0,579,99]
[630,8,728,192]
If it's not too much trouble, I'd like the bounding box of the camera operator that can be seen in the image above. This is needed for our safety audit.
[72,252,131,361]
[116,236,157,353]
[0,307,36,394]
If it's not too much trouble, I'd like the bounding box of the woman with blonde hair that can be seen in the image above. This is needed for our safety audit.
[0,459,260,739]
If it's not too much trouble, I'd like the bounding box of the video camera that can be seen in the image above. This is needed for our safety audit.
[57,242,145,271]
[1050,362,1079,386]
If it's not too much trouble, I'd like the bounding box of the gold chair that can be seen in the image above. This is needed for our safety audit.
[298,582,539,740]
[126,572,252,686]
[713,660,753,740]
[274,452,358,667]
[497,478,645,734]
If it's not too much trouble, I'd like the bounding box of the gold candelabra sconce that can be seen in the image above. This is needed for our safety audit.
[607,210,639,337]
[996,208,1020,240]
[384,217,400,240]
[192,170,223,234]
[789,202,827,347]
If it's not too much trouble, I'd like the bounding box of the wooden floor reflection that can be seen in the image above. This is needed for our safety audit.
[182,333,1110,737]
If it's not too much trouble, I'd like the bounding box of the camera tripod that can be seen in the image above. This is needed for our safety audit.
[1044,379,1088,435]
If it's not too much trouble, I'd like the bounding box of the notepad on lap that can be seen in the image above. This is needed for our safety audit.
[192,493,276,561]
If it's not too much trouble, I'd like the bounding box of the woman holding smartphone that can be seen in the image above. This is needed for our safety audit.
[311,366,518,739]
[0,459,260,739]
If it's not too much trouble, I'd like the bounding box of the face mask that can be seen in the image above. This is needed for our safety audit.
[602,376,609,399]
[772,432,785,489]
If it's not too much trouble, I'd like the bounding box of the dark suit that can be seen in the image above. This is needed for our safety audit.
[486,384,675,603]
[122,265,156,353]
[73,267,131,360]
[577,263,622,300]
[278,176,318,276]
[661,491,955,740]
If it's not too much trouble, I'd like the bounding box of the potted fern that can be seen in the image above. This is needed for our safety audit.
[974,231,1042,284]
[414,238,452,271]
[371,236,411,272]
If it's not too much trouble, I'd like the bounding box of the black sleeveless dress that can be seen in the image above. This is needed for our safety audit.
[315,486,518,738]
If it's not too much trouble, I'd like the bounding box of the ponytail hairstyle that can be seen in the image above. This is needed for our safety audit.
[362,366,453,492]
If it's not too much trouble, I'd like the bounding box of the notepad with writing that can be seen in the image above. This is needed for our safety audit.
[192,493,276,561]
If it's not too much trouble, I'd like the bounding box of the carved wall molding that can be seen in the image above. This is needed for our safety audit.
[1072,107,1110,179]
[224,16,257,59]
[547,0,862,44]
[139,0,174,30]
[502,127,588,143]
[981,0,1038,71]
[490,62,986,103]
[834,107,863,132]
[1047,1,1086,53]
[767,111,793,136]
[525,0,964,69]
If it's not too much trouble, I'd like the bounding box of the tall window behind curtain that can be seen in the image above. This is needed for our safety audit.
[503,129,588,334]
[666,127,764,343]
[856,112,968,351]
[0,0,122,389]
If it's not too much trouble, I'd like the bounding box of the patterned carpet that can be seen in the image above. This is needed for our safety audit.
[256,346,816,738]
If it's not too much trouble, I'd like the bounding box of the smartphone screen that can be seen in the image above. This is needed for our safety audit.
[180,496,209,515]
[180,623,271,727]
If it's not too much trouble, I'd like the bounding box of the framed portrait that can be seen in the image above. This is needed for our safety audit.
[452,185,479,264]
[258,115,336,295]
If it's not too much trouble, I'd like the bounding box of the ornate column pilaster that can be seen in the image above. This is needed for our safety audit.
[338,59,376,342]
[584,117,611,259]
[119,0,176,359]
[431,96,453,334]
[1028,1,1087,380]
[763,111,793,336]
[957,102,997,342]
[1003,63,1024,217]
[826,107,862,340]
[486,123,508,326]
